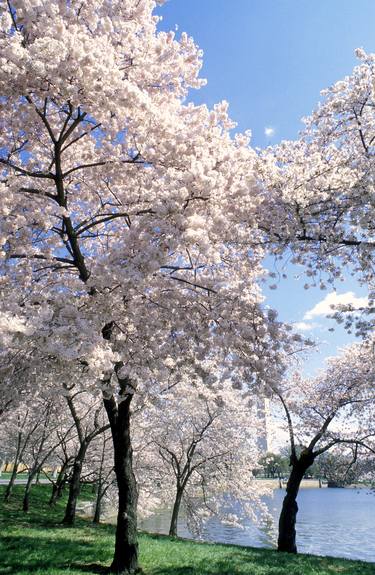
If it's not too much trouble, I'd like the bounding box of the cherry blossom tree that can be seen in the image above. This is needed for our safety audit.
[2,408,35,502]
[61,383,110,524]
[0,319,37,418]
[135,373,269,538]
[259,49,375,335]
[48,439,75,507]
[90,428,115,524]
[313,450,365,488]
[270,337,375,554]
[21,399,73,512]
[1,391,75,509]
[0,2,283,572]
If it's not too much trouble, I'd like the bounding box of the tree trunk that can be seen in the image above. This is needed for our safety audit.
[23,471,36,512]
[49,462,69,506]
[93,482,103,524]
[278,454,313,553]
[49,481,61,507]
[169,487,183,537]
[4,462,18,502]
[93,431,107,524]
[62,442,88,525]
[104,393,139,574]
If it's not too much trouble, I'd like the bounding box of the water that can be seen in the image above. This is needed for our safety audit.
[138,487,375,563]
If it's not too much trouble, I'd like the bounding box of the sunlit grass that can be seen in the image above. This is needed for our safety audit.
[1,486,374,575]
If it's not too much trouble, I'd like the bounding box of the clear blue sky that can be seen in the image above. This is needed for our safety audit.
[156,1,373,375]
[157,0,375,146]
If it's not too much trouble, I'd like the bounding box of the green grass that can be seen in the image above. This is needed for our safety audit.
[1,486,374,575]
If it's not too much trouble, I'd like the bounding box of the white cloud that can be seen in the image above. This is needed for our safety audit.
[264,126,275,138]
[303,291,368,320]
[293,321,320,332]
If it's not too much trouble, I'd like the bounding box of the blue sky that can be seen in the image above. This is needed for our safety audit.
[157,0,375,145]
[156,1,373,375]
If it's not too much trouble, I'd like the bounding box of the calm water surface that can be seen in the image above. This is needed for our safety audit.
[138,488,375,563]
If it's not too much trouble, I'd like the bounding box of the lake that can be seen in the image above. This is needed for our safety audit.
[138,487,375,563]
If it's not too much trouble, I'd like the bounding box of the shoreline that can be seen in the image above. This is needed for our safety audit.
[256,478,372,489]
[2,485,374,574]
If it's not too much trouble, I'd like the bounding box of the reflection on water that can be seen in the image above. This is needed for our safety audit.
[138,488,375,563]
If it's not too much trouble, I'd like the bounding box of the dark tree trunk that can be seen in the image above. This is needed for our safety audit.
[104,393,139,574]
[169,487,183,537]
[93,481,103,524]
[4,463,18,502]
[62,442,88,525]
[49,479,62,507]
[93,431,108,524]
[5,430,23,503]
[49,462,69,506]
[23,471,36,512]
[278,453,314,553]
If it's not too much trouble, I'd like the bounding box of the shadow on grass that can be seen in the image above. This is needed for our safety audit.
[1,534,111,574]
[68,564,109,574]
[0,484,97,527]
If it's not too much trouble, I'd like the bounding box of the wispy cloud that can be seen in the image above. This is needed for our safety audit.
[304,291,368,320]
[293,321,320,332]
[264,126,275,138]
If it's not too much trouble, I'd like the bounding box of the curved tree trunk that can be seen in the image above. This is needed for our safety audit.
[49,462,69,506]
[278,454,314,553]
[169,487,183,537]
[104,393,139,574]
[62,442,88,525]
[4,463,18,502]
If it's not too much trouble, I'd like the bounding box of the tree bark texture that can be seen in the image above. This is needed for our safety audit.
[93,483,103,524]
[62,442,88,525]
[278,453,314,553]
[4,463,18,502]
[169,488,183,537]
[23,471,36,512]
[49,462,69,506]
[104,393,139,574]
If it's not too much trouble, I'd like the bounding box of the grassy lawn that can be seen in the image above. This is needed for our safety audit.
[1,486,374,575]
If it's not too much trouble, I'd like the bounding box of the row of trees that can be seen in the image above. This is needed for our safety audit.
[1,374,267,536]
[2,336,374,554]
[0,1,374,572]
[258,450,373,487]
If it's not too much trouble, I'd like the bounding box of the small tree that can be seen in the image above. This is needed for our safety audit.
[62,385,110,524]
[136,373,269,538]
[91,429,115,524]
[258,452,289,483]
[313,450,363,488]
[271,338,375,553]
